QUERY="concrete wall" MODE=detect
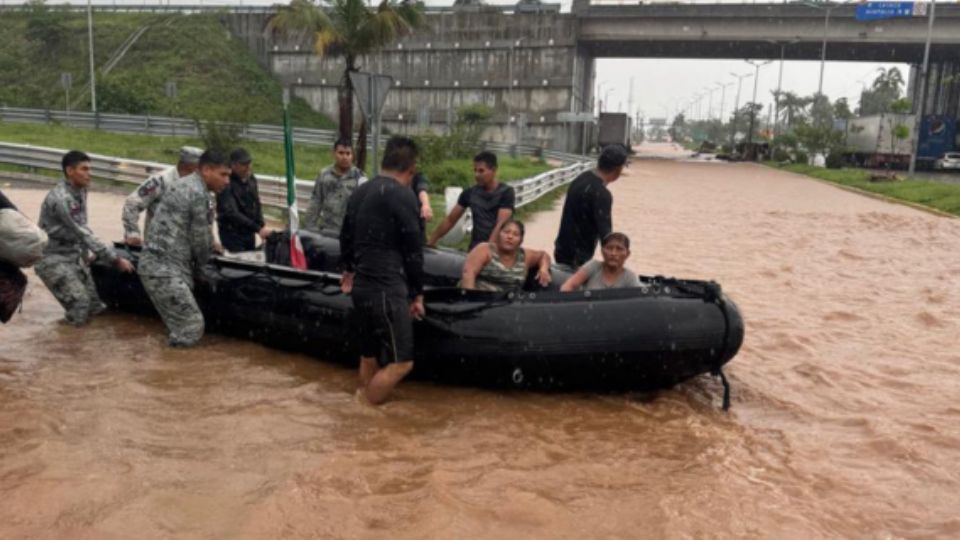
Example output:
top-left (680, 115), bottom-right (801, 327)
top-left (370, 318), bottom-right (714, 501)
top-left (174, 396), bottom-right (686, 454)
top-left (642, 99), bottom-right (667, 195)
top-left (227, 10), bottom-right (590, 151)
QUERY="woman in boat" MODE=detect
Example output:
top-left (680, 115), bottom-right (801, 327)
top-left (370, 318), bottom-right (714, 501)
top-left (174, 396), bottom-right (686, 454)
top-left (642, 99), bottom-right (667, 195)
top-left (461, 219), bottom-right (551, 291)
top-left (560, 232), bottom-right (640, 291)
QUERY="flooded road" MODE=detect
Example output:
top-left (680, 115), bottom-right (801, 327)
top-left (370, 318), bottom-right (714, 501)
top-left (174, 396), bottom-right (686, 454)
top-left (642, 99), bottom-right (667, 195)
top-left (3, 148), bottom-right (960, 538)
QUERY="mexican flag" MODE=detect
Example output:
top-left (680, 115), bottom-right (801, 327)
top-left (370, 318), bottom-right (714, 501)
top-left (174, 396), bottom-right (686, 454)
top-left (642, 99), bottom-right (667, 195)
top-left (283, 98), bottom-right (307, 270)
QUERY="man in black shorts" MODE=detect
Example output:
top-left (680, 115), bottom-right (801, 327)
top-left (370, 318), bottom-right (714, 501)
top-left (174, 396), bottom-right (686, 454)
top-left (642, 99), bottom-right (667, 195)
top-left (339, 136), bottom-right (425, 405)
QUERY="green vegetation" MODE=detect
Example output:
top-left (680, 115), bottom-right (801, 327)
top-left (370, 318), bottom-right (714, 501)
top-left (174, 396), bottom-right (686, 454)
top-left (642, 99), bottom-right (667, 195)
top-left (0, 7), bottom-right (332, 128)
top-left (0, 121), bottom-right (550, 182)
top-left (770, 163), bottom-right (960, 217)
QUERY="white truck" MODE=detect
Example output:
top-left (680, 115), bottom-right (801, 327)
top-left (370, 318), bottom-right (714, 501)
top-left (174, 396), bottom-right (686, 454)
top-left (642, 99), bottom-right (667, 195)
top-left (843, 113), bottom-right (916, 169)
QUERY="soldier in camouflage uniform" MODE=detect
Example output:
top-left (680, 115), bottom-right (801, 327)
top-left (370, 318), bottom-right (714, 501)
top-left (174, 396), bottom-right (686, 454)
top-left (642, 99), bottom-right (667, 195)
top-left (122, 146), bottom-right (202, 245)
top-left (35, 151), bottom-right (135, 325)
top-left (304, 138), bottom-right (367, 235)
top-left (138, 150), bottom-right (230, 347)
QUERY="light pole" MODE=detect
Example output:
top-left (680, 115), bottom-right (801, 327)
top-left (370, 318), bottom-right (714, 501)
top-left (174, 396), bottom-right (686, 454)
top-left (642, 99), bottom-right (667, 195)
top-left (729, 72), bottom-right (753, 147)
top-left (716, 81), bottom-right (732, 130)
top-left (86, 0), bottom-right (96, 113)
top-left (802, 1), bottom-right (837, 96)
top-left (595, 81), bottom-right (610, 115)
top-left (909, 0), bottom-right (936, 175)
top-left (745, 60), bottom-right (772, 144)
top-left (705, 86), bottom-right (717, 121)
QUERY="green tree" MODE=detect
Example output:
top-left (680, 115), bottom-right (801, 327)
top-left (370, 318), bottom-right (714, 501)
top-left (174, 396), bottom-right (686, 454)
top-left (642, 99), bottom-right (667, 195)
top-left (669, 113), bottom-right (687, 143)
top-left (268, 0), bottom-right (425, 169)
top-left (858, 67), bottom-right (905, 115)
top-left (833, 97), bottom-right (854, 120)
top-left (24, 0), bottom-right (68, 53)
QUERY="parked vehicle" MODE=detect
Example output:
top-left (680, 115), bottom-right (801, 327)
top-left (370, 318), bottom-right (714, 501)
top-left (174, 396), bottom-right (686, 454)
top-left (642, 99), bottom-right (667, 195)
top-left (844, 114), bottom-right (958, 170)
top-left (598, 112), bottom-right (631, 150)
top-left (844, 113), bottom-right (916, 169)
top-left (934, 152), bottom-right (960, 170)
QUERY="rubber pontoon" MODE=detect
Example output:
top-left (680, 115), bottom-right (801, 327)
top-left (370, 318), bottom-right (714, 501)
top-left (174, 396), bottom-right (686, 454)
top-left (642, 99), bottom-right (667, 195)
top-left (91, 231), bottom-right (744, 402)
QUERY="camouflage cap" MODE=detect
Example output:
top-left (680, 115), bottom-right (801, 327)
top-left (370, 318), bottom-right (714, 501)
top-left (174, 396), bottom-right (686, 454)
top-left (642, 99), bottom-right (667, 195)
top-left (178, 146), bottom-right (203, 165)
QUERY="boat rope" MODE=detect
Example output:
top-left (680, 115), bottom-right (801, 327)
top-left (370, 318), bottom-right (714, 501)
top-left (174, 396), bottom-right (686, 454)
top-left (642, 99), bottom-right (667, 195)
top-left (705, 280), bottom-right (733, 412)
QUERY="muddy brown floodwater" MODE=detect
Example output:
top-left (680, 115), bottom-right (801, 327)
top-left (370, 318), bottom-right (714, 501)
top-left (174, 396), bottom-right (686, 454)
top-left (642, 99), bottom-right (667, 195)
top-left (2, 146), bottom-right (960, 538)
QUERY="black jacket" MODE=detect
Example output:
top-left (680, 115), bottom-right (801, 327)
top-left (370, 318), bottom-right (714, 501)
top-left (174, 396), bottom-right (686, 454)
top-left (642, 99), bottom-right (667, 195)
top-left (216, 173), bottom-right (265, 236)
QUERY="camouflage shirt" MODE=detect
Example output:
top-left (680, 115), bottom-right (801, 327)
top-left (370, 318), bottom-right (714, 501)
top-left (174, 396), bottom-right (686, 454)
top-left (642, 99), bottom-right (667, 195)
top-left (304, 165), bottom-right (367, 234)
top-left (122, 166), bottom-right (180, 241)
top-left (37, 180), bottom-right (117, 264)
top-left (138, 172), bottom-right (214, 281)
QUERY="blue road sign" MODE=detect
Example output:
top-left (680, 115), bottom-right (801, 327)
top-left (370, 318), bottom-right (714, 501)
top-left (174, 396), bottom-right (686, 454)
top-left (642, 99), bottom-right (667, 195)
top-left (856, 2), bottom-right (927, 21)
top-left (855, 2), bottom-right (926, 22)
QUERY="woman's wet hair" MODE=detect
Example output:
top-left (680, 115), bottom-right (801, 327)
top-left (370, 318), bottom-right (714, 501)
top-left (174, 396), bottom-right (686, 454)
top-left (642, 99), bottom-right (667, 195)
top-left (501, 218), bottom-right (525, 241)
top-left (602, 232), bottom-right (630, 249)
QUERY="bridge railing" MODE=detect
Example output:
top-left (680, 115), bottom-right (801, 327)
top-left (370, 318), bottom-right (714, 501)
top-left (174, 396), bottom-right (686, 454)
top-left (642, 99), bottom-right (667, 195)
top-left (0, 106), bottom-right (586, 164)
top-left (0, 141), bottom-right (589, 215)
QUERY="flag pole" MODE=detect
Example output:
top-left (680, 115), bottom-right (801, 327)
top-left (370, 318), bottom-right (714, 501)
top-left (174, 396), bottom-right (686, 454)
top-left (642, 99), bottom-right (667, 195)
top-left (283, 88), bottom-right (307, 269)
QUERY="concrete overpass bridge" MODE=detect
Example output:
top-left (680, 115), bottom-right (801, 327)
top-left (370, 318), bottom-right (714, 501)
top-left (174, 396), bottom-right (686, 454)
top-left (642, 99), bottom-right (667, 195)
top-left (577, 1), bottom-right (960, 63)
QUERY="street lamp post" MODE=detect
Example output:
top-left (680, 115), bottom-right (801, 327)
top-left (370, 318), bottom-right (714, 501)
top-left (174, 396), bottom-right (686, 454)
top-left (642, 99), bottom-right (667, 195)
top-left (717, 82), bottom-right (732, 128)
top-left (909, 0), bottom-right (937, 175)
top-left (802, 1), bottom-right (837, 96)
top-left (705, 87), bottom-right (715, 121)
top-left (745, 60), bottom-right (772, 144)
top-left (817, 5), bottom-right (834, 96)
top-left (729, 72), bottom-right (753, 148)
top-left (86, 0), bottom-right (96, 113)
top-left (595, 81), bottom-right (610, 115)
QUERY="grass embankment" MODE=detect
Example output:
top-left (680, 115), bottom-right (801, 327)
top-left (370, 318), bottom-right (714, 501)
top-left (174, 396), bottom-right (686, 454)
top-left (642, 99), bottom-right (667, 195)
top-left (0, 122), bottom-right (555, 241)
top-left (771, 163), bottom-right (960, 218)
top-left (0, 11), bottom-right (332, 128)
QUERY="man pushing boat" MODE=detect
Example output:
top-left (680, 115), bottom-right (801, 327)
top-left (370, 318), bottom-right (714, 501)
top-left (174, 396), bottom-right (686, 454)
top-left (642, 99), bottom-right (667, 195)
top-left (339, 136), bottom-right (425, 405)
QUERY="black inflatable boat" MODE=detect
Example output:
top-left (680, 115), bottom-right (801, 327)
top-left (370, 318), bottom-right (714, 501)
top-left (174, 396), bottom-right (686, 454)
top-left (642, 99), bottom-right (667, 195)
top-left (92, 231), bottom-right (744, 402)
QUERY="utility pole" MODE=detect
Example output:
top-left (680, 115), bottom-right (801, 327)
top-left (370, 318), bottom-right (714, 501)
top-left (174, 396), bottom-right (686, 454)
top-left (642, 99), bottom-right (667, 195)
top-left (909, 0), bottom-right (936, 175)
top-left (745, 60), bottom-right (771, 144)
top-left (729, 72), bottom-right (753, 148)
top-left (87, 0), bottom-right (96, 113)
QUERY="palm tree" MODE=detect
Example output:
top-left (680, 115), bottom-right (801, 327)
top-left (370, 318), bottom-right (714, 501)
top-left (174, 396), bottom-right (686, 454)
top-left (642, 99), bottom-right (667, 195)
top-left (268, 0), bottom-right (425, 169)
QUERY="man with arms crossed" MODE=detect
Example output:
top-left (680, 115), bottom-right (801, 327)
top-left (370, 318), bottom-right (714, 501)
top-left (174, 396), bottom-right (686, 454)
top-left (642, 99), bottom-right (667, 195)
top-left (339, 137), bottom-right (425, 405)
top-left (427, 151), bottom-right (514, 249)
top-left (138, 150), bottom-right (230, 347)
top-left (305, 138), bottom-right (367, 234)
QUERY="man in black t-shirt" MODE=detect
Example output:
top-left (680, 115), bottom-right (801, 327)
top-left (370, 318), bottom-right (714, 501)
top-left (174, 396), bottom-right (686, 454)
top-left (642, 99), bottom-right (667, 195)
top-left (339, 136), bottom-right (424, 405)
top-left (554, 145), bottom-right (628, 269)
top-left (428, 151), bottom-right (515, 249)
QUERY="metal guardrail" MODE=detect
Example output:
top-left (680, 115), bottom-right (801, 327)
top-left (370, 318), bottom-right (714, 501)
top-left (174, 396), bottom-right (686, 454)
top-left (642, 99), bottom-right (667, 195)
top-left (0, 141), bottom-right (590, 215)
top-left (0, 106), bottom-right (587, 164)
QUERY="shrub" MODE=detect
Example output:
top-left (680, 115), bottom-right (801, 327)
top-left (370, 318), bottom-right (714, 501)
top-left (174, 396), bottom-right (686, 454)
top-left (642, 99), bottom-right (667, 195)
top-left (772, 148), bottom-right (791, 162)
top-left (197, 119), bottom-right (244, 154)
top-left (825, 151), bottom-right (845, 169)
top-left (794, 151), bottom-right (809, 165)
top-left (420, 161), bottom-right (472, 193)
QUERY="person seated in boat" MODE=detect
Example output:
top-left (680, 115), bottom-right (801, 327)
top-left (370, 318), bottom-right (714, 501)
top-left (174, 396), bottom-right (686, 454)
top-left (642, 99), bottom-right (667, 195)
top-left (460, 219), bottom-right (551, 292)
top-left (559, 232), bottom-right (640, 291)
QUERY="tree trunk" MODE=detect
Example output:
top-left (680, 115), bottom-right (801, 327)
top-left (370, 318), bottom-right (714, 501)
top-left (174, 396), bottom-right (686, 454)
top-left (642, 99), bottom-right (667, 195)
top-left (338, 61), bottom-right (356, 147)
top-left (356, 116), bottom-right (368, 173)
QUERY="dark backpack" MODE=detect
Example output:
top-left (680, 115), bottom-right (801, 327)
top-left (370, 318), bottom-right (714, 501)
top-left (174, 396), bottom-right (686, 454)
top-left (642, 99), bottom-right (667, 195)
top-left (0, 262), bottom-right (27, 323)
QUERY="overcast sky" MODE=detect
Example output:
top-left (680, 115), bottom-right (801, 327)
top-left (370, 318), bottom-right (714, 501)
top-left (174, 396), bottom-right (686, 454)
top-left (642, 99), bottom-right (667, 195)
top-left (16, 0), bottom-right (910, 121)
top-left (596, 58), bottom-right (910, 123)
